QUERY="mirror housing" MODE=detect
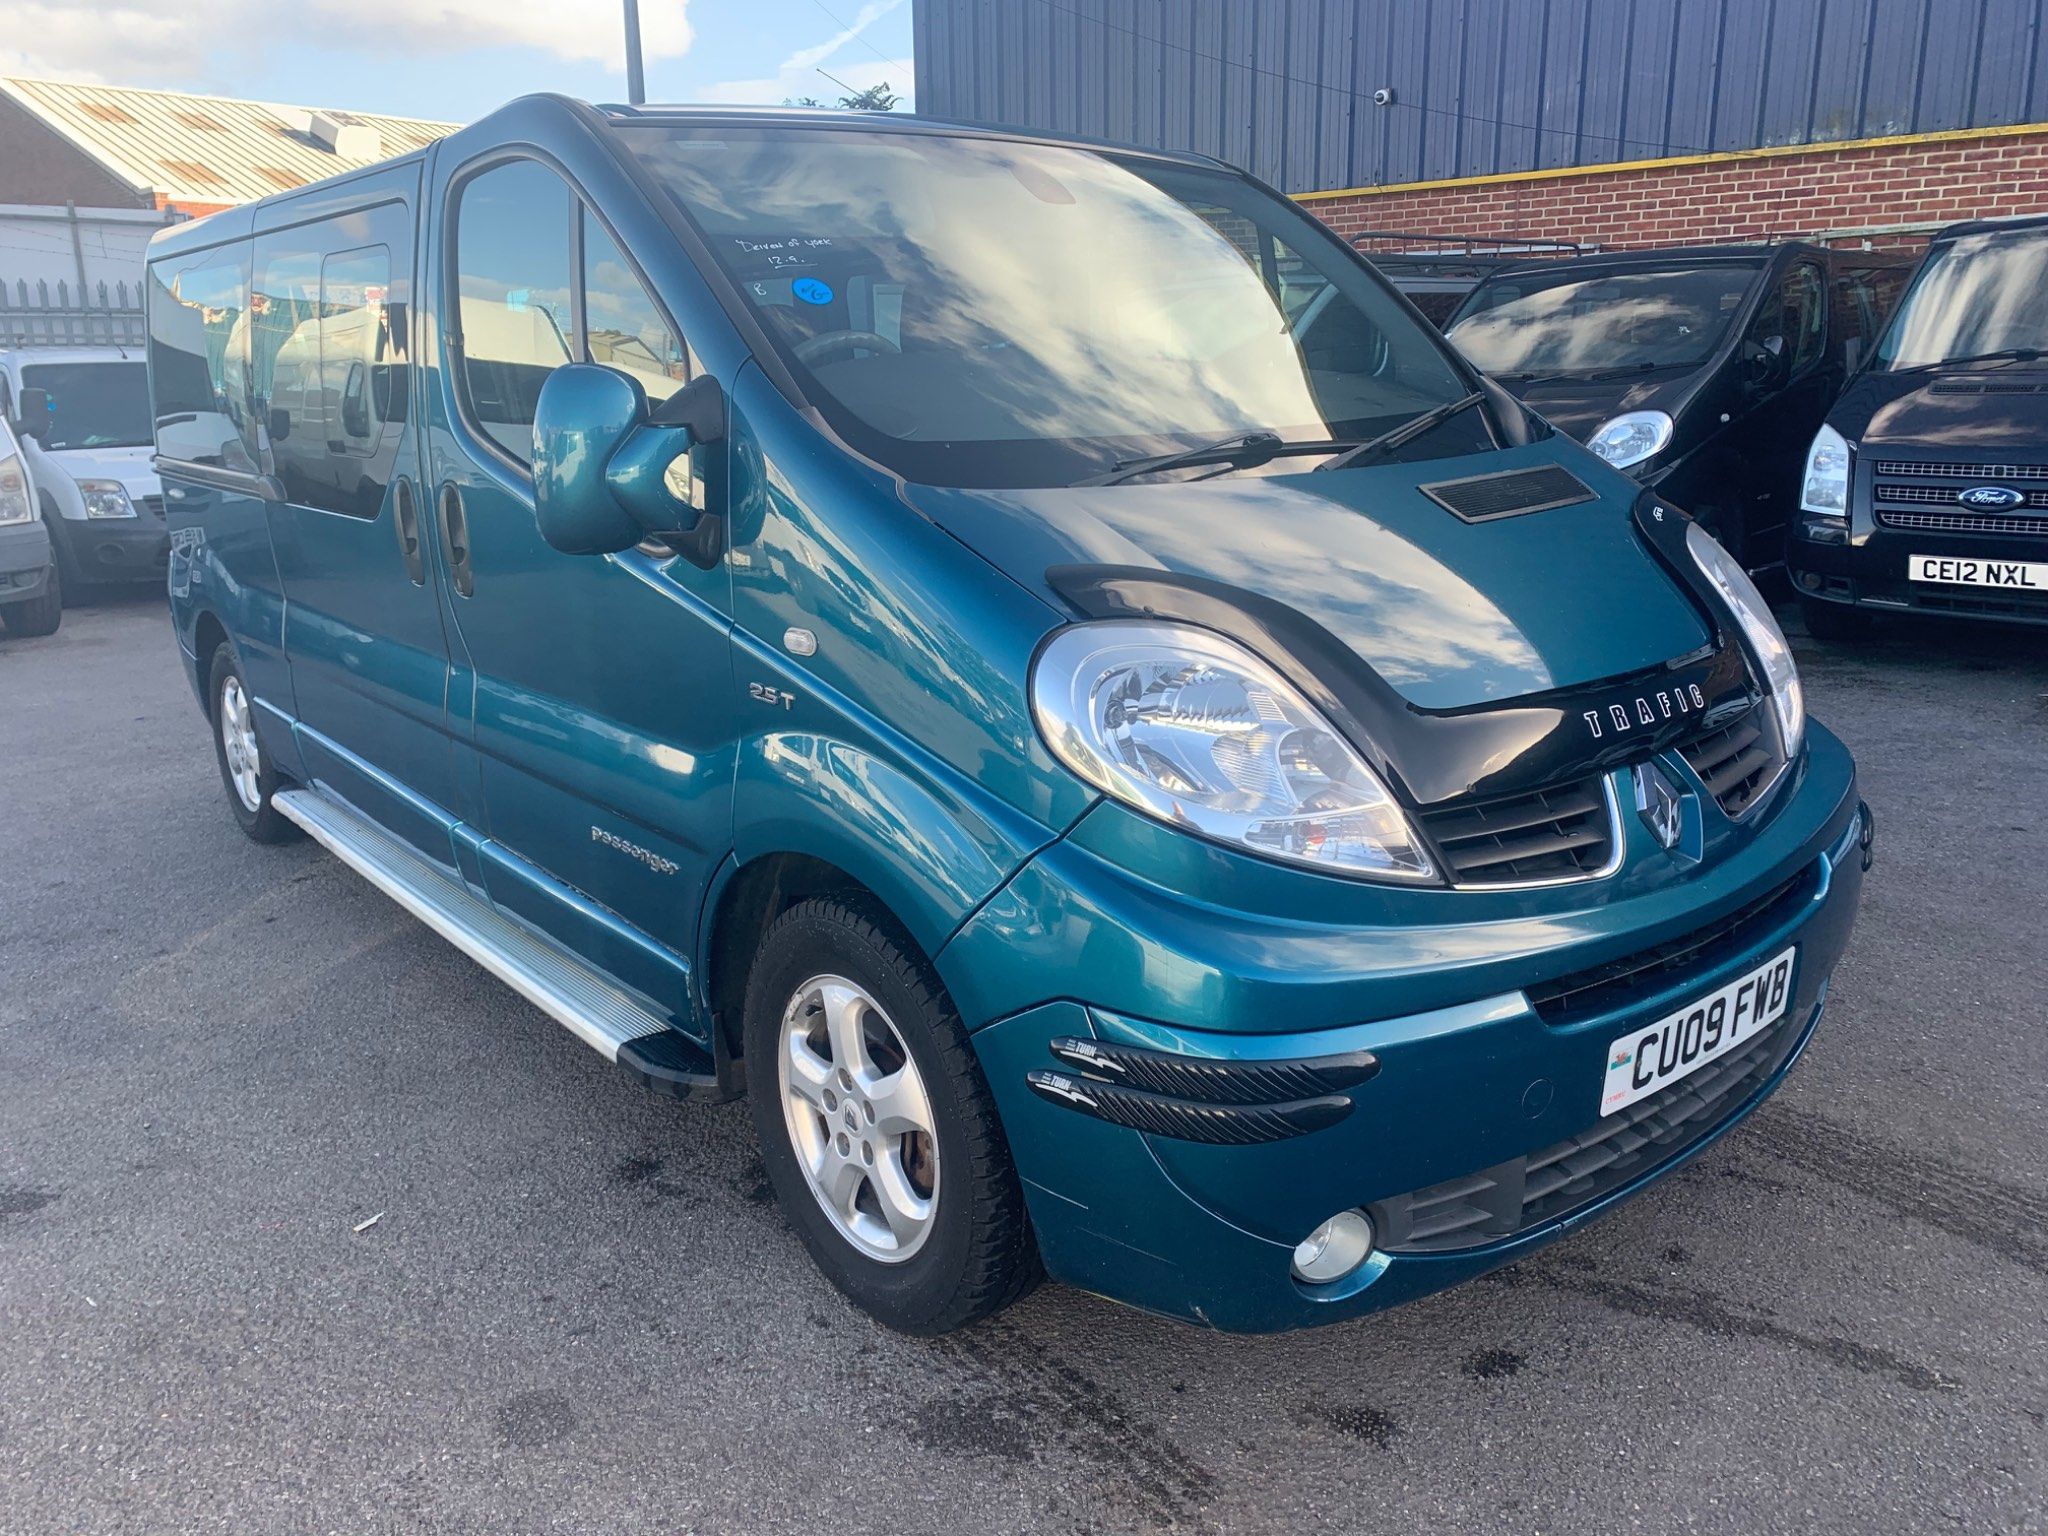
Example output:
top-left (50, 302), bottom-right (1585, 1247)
top-left (532, 364), bottom-right (722, 559)
top-left (14, 386), bottom-right (51, 438)
top-left (1740, 337), bottom-right (1788, 391)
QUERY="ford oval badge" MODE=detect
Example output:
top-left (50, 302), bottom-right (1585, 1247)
top-left (1958, 485), bottom-right (2025, 509)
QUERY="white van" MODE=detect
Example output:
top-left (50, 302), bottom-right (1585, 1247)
top-left (0, 346), bottom-right (166, 598)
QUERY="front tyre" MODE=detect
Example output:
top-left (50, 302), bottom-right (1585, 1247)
top-left (744, 894), bottom-right (1037, 1334)
top-left (207, 643), bottom-right (299, 844)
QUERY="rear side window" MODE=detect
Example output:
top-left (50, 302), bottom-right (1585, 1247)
top-left (454, 160), bottom-right (575, 462)
top-left (249, 202), bottom-right (412, 518)
top-left (147, 246), bottom-right (254, 471)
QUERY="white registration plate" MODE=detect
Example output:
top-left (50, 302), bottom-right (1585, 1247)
top-left (1599, 947), bottom-right (1796, 1117)
top-left (1909, 553), bottom-right (2048, 591)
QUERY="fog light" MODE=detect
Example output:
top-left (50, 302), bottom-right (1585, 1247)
top-left (1291, 1210), bottom-right (1375, 1284)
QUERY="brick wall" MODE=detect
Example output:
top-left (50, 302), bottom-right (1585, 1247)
top-left (1304, 127), bottom-right (2048, 255)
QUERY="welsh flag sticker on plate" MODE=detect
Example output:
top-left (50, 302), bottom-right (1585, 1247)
top-left (1600, 947), bottom-right (1797, 1117)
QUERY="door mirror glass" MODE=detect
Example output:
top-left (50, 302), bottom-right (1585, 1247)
top-left (531, 363), bottom-right (695, 556)
top-left (1741, 337), bottom-right (1787, 390)
top-left (15, 387), bottom-right (51, 438)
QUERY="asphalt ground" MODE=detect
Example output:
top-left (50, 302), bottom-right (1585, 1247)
top-left (2, 588), bottom-right (2044, 1535)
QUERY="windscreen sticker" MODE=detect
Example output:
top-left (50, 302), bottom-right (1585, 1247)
top-left (792, 277), bottom-right (835, 306)
top-left (736, 236), bottom-right (835, 270)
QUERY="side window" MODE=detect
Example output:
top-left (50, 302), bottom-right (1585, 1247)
top-left (147, 245), bottom-right (254, 471)
top-left (250, 210), bottom-right (410, 519)
top-left (454, 160), bottom-right (574, 462)
top-left (1751, 262), bottom-right (1825, 375)
top-left (581, 209), bottom-right (687, 403)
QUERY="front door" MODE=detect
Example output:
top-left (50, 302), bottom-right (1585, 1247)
top-left (249, 168), bottom-right (459, 855)
top-left (423, 154), bottom-right (736, 1018)
top-left (1732, 259), bottom-right (1831, 559)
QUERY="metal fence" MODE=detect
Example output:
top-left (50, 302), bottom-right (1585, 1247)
top-left (0, 279), bottom-right (146, 348)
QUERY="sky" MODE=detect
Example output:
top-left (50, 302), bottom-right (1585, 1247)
top-left (0, 0), bottom-right (916, 124)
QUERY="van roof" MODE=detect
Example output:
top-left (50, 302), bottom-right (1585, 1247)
top-left (1478, 240), bottom-right (1912, 285)
top-left (144, 93), bottom-right (1244, 262)
top-left (1930, 211), bottom-right (2048, 242)
top-left (0, 345), bottom-right (143, 367)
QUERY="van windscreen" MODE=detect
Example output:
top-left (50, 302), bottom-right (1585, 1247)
top-left (19, 361), bottom-right (151, 451)
top-left (620, 125), bottom-right (1492, 487)
top-left (1875, 225), bottom-right (2048, 370)
top-left (1447, 264), bottom-right (1760, 378)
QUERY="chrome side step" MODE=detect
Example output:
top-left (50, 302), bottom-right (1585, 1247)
top-left (274, 787), bottom-right (672, 1062)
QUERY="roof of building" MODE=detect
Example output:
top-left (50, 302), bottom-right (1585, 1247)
top-left (0, 77), bottom-right (456, 209)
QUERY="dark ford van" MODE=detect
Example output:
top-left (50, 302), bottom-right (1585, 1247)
top-left (1790, 215), bottom-right (2048, 635)
top-left (1447, 245), bottom-right (1909, 566)
top-left (150, 98), bottom-right (1868, 1335)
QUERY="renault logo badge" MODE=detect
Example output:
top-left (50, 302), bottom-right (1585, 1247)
top-left (1634, 761), bottom-right (1686, 852)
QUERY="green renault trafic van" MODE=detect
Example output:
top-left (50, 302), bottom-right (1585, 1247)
top-left (150, 97), bottom-right (1868, 1334)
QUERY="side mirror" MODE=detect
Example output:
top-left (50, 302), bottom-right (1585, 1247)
top-left (14, 386), bottom-right (51, 439)
top-left (268, 406), bottom-right (291, 442)
top-left (1741, 337), bottom-right (1787, 390)
top-left (532, 364), bottom-right (725, 560)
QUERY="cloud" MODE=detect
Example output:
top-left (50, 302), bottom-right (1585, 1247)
top-left (698, 0), bottom-right (910, 105)
top-left (0, 0), bottom-right (692, 86)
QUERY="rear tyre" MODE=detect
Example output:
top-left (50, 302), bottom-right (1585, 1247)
top-left (0, 561), bottom-right (61, 637)
top-left (207, 643), bottom-right (299, 844)
top-left (1798, 595), bottom-right (1874, 643)
top-left (744, 893), bottom-right (1038, 1334)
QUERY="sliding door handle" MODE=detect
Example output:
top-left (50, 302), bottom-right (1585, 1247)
top-left (437, 482), bottom-right (474, 598)
top-left (392, 475), bottom-right (425, 586)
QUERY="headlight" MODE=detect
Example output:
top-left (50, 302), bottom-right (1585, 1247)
top-left (1587, 410), bottom-right (1673, 470)
top-left (1687, 521), bottom-right (1804, 762)
top-left (0, 454), bottom-right (29, 525)
top-left (78, 479), bottom-right (136, 518)
top-left (1031, 622), bottom-right (1435, 882)
top-left (1800, 424), bottom-right (1850, 516)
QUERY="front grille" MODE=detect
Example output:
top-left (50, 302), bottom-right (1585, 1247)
top-left (1875, 483), bottom-right (2048, 509)
top-left (1420, 465), bottom-right (1596, 523)
top-left (1872, 460), bottom-right (2048, 481)
top-left (1525, 865), bottom-right (1815, 1025)
top-left (1417, 776), bottom-right (1615, 886)
top-left (1370, 1005), bottom-right (1806, 1253)
top-left (1877, 508), bottom-right (2048, 538)
top-left (1676, 701), bottom-right (1784, 818)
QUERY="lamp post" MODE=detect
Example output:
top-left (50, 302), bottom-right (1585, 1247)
top-left (622, 0), bottom-right (647, 105)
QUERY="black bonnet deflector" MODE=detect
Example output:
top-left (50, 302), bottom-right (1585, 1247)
top-left (1420, 464), bottom-right (1597, 523)
top-left (1046, 542), bottom-right (1752, 809)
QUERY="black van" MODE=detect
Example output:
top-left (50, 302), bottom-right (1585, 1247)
top-left (1446, 244), bottom-right (1910, 566)
top-left (1788, 214), bottom-right (2048, 636)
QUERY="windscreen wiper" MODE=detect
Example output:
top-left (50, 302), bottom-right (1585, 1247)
top-left (1075, 430), bottom-right (1360, 486)
top-left (1314, 392), bottom-right (1488, 473)
top-left (1890, 347), bottom-right (2044, 375)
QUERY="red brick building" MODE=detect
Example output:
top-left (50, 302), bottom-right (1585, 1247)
top-left (1305, 123), bottom-right (2048, 257)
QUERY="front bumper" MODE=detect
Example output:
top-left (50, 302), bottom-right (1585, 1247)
top-left (48, 507), bottom-right (169, 585)
top-left (950, 728), bottom-right (1866, 1332)
top-left (1788, 503), bottom-right (2048, 628)
top-left (0, 519), bottom-right (53, 605)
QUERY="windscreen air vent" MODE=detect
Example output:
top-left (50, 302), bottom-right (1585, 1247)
top-left (1930, 380), bottom-right (2046, 395)
top-left (1421, 464), bottom-right (1597, 523)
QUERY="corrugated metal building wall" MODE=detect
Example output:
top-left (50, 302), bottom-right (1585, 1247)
top-left (913, 0), bottom-right (2048, 194)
